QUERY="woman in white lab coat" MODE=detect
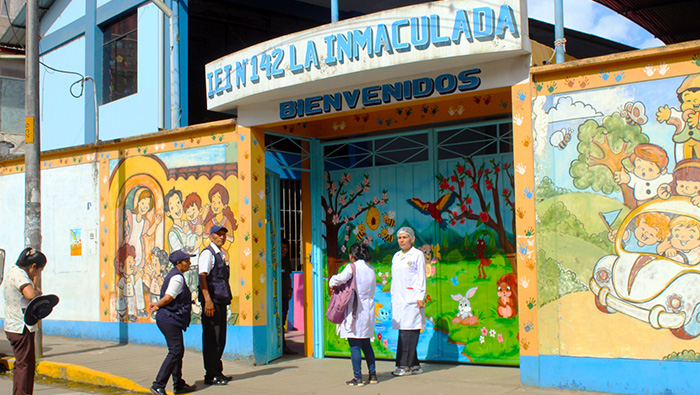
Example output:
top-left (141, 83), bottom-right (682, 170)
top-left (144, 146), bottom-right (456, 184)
top-left (390, 227), bottom-right (426, 376)
top-left (329, 243), bottom-right (377, 386)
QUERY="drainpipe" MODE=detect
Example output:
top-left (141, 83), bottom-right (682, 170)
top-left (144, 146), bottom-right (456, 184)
top-left (149, 0), bottom-right (180, 129)
top-left (170, 1), bottom-right (181, 128)
top-left (330, 0), bottom-right (338, 23)
top-left (554, 0), bottom-right (566, 64)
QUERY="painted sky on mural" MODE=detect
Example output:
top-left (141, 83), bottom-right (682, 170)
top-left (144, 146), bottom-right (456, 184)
top-left (533, 76), bottom-right (685, 202)
top-left (528, 0), bottom-right (665, 50)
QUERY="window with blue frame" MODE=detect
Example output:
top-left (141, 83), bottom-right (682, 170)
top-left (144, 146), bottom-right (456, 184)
top-left (102, 11), bottom-right (137, 104)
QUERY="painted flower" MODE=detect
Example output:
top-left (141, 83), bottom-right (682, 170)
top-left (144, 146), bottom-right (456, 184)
top-left (380, 200), bottom-right (386, 206)
top-left (497, 334), bottom-right (504, 343)
top-left (363, 177), bottom-right (370, 185)
top-left (341, 245), bottom-right (346, 253)
top-left (480, 212), bottom-right (490, 223)
top-left (346, 174), bottom-right (352, 182)
top-left (459, 180), bottom-right (465, 188)
top-left (356, 185), bottom-right (362, 192)
top-left (332, 214), bottom-right (340, 225)
top-left (327, 207), bottom-right (332, 214)
top-left (363, 186), bottom-right (370, 193)
top-left (481, 326), bottom-right (488, 336)
top-left (345, 235), bottom-right (349, 241)
top-left (358, 205), bottom-right (363, 212)
top-left (339, 195), bottom-right (346, 205)
top-left (479, 335), bottom-right (485, 344)
top-left (489, 329), bottom-right (496, 338)
top-left (466, 197), bottom-right (472, 205)
top-left (457, 165), bottom-right (464, 174)
top-left (373, 197), bottom-right (379, 204)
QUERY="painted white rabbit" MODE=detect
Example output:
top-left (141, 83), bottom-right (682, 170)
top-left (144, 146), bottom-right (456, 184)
top-left (451, 286), bottom-right (478, 320)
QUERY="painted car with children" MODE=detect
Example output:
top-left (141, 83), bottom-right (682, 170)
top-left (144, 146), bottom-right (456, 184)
top-left (590, 197), bottom-right (700, 339)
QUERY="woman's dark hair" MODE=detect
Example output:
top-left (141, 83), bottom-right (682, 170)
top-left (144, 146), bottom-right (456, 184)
top-left (16, 247), bottom-right (47, 269)
top-left (349, 243), bottom-right (370, 262)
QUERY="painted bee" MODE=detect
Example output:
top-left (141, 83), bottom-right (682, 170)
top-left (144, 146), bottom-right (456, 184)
top-left (379, 227), bottom-right (395, 243)
top-left (354, 223), bottom-right (367, 242)
top-left (383, 211), bottom-right (396, 227)
top-left (549, 127), bottom-right (573, 150)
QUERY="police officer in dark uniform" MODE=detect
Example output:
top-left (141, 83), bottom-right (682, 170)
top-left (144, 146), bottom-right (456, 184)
top-left (198, 225), bottom-right (233, 385)
top-left (148, 249), bottom-right (197, 395)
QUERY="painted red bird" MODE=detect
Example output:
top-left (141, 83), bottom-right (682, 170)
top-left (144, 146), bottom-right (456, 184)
top-left (406, 193), bottom-right (456, 229)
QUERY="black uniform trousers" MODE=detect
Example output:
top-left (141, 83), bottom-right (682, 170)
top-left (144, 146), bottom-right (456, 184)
top-left (395, 329), bottom-right (420, 368)
top-left (202, 302), bottom-right (228, 379)
top-left (153, 320), bottom-right (185, 390)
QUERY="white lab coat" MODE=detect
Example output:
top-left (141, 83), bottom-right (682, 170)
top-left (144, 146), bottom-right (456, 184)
top-left (391, 246), bottom-right (427, 330)
top-left (329, 259), bottom-right (376, 339)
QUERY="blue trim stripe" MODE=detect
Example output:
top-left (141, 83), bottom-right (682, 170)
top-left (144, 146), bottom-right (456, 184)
top-left (23, 320), bottom-right (261, 360)
top-left (522, 355), bottom-right (700, 395)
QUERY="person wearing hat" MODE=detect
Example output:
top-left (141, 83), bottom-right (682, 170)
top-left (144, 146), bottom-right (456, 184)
top-left (657, 73), bottom-right (700, 162)
top-left (148, 249), bottom-right (197, 395)
top-left (198, 225), bottom-right (233, 385)
top-left (3, 248), bottom-right (47, 395)
top-left (390, 226), bottom-right (427, 377)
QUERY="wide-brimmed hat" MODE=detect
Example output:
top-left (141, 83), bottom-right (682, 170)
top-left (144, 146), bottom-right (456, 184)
top-left (24, 294), bottom-right (59, 326)
top-left (168, 249), bottom-right (195, 264)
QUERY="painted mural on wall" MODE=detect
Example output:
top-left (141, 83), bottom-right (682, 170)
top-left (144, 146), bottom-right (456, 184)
top-left (532, 65), bottom-right (700, 360)
top-left (101, 143), bottom-right (240, 325)
top-left (322, 151), bottom-right (519, 365)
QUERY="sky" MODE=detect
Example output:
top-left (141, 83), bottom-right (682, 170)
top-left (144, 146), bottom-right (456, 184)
top-left (527, 0), bottom-right (665, 49)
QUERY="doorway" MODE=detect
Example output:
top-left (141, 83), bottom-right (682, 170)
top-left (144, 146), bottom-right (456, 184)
top-left (265, 133), bottom-right (311, 357)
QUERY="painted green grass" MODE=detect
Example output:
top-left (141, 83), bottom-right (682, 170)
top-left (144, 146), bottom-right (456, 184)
top-left (537, 231), bottom-right (609, 284)
top-left (537, 192), bottom-right (629, 235)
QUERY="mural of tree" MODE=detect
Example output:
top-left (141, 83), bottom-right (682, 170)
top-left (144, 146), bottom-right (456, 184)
top-left (321, 172), bottom-right (388, 274)
top-left (569, 114), bottom-right (649, 209)
top-left (437, 157), bottom-right (516, 272)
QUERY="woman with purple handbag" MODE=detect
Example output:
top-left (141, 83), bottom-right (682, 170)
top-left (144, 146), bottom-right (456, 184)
top-left (329, 243), bottom-right (377, 387)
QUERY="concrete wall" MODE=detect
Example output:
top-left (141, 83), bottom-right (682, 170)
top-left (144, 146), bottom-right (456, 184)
top-left (513, 41), bottom-right (700, 395)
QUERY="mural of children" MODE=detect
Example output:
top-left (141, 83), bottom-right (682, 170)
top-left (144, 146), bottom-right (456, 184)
top-left (164, 188), bottom-right (201, 309)
top-left (613, 143), bottom-right (672, 205)
top-left (146, 247), bottom-right (170, 306)
top-left (609, 212), bottom-right (671, 254)
top-left (658, 159), bottom-right (700, 206)
top-left (663, 215), bottom-right (700, 265)
top-left (184, 192), bottom-right (209, 239)
top-left (124, 188), bottom-right (163, 270)
top-left (164, 188), bottom-right (198, 255)
top-left (656, 74), bottom-right (700, 161)
top-left (114, 244), bottom-right (147, 321)
top-left (203, 183), bottom-right (238, 243)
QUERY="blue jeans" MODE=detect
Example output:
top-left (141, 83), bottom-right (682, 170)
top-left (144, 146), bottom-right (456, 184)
top-left (348, 338), bottom-right (376, 380)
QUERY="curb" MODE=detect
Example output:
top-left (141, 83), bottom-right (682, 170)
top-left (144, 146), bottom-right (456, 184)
top-left (1, 356), bottom-right (151, 394)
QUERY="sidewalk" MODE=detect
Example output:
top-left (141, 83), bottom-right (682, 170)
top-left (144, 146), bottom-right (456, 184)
top-left (0, 333), bottom-right (612, 395)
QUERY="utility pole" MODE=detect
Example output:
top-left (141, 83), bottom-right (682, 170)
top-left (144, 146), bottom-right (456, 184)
top-left (25, 0), bottom-right (43, 359)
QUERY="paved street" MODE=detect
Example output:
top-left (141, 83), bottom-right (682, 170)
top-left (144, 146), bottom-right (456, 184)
top-left (0, 333), bottom-right (614, 395)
